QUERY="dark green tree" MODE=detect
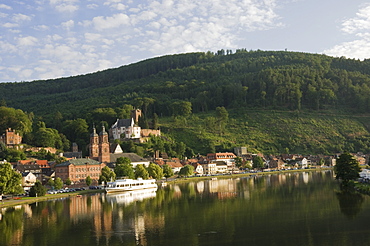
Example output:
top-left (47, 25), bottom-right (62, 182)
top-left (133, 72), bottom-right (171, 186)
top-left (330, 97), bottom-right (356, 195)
top-left (47, 178), bottom-right (54, 188)
top-left (65, 178), bottom-right (72, 186)
top-left (162, 164), bottom-right (174, 179)
top-left (0, 106), bottom-right (32, 136)
top-left (171, 101), bottom-right (192, 117)
top-left (99, 166), bottom-right (116, 184)
top-left (116, 157), bottom-right (131, 165)
top-left (215, 106), bottom-right (228, 135)
top-left (0, 162), bottom-right (23, 195)
top-left (135, 164), bottom-right (149, 179)
top-left (178, 164), bottom-right (194, 177)
top-left (234, 156), bottom-right (243, 168)
top-left (115, 163), bottom-right (135, 179)
top-left (252, 155), bottom-right (265, 170)
top-left (86, 176), bottom-right (92, 186)
top-left (147, 163), bottom-right (163, 180)
top-left (334, 152), bottom-right (361, 185)
top-left (152, 113), bottom-right (159, 130)
top-left (29, 180), bottom-right (46, 197)
top-left (54, 177), bottom-right (63, 190)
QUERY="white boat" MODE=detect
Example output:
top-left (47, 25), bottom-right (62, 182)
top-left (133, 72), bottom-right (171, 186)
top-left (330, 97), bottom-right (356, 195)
top-left (105, 178), bottom-right (157, 193)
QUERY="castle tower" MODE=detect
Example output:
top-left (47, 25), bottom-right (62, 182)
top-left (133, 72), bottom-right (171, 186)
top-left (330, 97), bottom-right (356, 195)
top-left (89, 126), bottom-right (99, 160)
top-left (131, 109), bottom-right (142, 124)
top-left (98, 125), bottom-right (110, 163)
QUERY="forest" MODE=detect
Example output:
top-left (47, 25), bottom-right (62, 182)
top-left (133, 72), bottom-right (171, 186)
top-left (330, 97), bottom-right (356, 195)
top-left (2, 50), bottom-right (370, 156)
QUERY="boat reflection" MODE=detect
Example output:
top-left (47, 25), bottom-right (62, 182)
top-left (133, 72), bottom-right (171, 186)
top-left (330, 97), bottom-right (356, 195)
top-left (105, 187), bottom-right (158, 205)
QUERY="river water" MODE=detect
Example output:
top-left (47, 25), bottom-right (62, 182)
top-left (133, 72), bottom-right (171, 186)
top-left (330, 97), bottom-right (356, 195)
top-left (1, 171), bottom-right (370, 246)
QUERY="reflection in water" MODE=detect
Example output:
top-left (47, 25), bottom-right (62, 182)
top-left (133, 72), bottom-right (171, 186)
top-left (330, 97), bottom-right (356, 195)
top-left (2, 171), bottom-right (370, 246)
top-left (336, 190), bottom-right (365, 219)
top-left (105, 188), bottom-right (157, 205)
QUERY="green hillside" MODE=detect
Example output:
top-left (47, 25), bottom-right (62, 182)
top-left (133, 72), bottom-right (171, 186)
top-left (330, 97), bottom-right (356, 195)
top-left (160, 109), bottom-right (370, 155)
top-left (2, 50), bottom-right (370, 155)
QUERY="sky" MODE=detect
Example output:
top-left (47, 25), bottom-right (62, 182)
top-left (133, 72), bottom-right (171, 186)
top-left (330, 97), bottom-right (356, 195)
top-left (1, 0), bottom-right (370, 82)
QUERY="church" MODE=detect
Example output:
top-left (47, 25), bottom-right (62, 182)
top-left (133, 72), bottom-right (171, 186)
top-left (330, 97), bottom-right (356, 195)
top-left (89, 125), bottom-right (110, 163)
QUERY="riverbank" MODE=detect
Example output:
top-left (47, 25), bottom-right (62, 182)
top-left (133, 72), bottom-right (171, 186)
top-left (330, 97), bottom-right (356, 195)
top-left (0, 189), bottom-right (105, 209)
top-left (1, 168), bottom-right (331, 209)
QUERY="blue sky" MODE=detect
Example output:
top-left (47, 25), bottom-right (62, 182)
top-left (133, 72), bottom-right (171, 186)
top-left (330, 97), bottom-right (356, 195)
top-left (1, 0), bottom-right (370, 82)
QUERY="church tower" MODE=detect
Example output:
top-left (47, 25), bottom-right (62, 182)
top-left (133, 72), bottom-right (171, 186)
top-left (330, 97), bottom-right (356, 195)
top-left (98, 125), bottom-right (110, 163)
top-left (89, 126), bottom-right (99, 160)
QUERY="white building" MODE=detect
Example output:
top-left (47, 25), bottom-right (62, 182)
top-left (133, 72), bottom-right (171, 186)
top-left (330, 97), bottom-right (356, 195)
top-left (110, 118), bottom-right (141, 140)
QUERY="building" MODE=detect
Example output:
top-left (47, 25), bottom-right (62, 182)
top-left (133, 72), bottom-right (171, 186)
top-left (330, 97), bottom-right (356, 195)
top-left (110, 109), bottom-right (160, 142)
top-left (89, 125), bottom-right (110, 163)
top-left (14, 160), bottom-right (42, 181)
top-left (109, 152), bottom-right (151, 168)
top-left (202, 163), bottom-right (217, 175)
top-left (207, 152), bottom-right (237, 171)
top-left (55, 158), bottom-right (106, 183)
top-left (234, 147), bottom-right (248, 157)
top-left (110, 118), bottom-right (141, 140)
top-left (0, 128), bottom-right (22, 148)
top-left (21, 172), bottom-right (37, 191)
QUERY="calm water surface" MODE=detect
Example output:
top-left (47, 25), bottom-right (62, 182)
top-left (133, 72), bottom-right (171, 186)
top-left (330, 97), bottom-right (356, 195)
top-left (1, 171), bottom-right (370, 246)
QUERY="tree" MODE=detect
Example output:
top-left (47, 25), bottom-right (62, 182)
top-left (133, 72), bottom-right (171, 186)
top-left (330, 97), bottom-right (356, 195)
top-left (135, 164), bottom-right (149, 179)
top-left (162, 164), bottom-right (174, 179)
top-left (99, 166), bottom-right (116, 184)
top-left (215, 106), bottom-right (228, 135)
top-left (54, 177), bottom-right (63, 190)
top-left (178, 164), bottom-right (194, 177)
top-left (115, 163), bottom-right (135, 179)
top-left (171, 101), bottom-right (192, 117)
top-left (147, 163), bottom-right (164, 180)
top-left (116, 157), bottom-right (131, 165)
top-left (86, 176), bottom-right (92, 186)
top-left (234, 156), bottom-right (243, 168)
top-left (0, 162), bottom-right (23, 195)
top-left (252, 155), bottom-right (264, 170)
top-left (29, 180), bottom-right (46, 197)
top-left (152, 113), bottom-right (159, 130)
top-left (0, 106), bottom-right (32, 136)
top-left (334, 153), bottom-right (361, 185)
top-left (65, 178), bottom-right (72, 186)
top-left (47, 178), bottom-right (54, 188)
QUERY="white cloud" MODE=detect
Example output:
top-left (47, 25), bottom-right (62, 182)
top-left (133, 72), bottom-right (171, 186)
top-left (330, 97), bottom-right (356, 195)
top-left (17, 36), bottom-right (39, 46)
top-left (12, 13), bottom-right (32, 23)
top-left (33, 25), bottom-right (50, 31)
top-left (325, 4), bottom-right (370, 59)
top-left (87, 4), bottom-right (98, 9)
top-left (91, 13), bottom-right (130, 30)
top-left (2, 22), bottom-right (19, 28)
top-left (55, 4), bottom-right (79, 13)
top-left (85, 32), bottom-right (102, 42)
top-left (61, 20), bottom-right (74, 30)
top-left (0, 4), bottom-right (12, 10)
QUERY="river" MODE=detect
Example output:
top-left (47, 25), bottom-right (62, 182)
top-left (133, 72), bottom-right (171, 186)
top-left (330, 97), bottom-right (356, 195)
top-left (1, 171), bottom-right (370, 246)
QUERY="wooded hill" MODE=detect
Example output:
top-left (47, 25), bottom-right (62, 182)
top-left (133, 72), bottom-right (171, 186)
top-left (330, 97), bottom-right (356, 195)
top-left (2, 50), bottom-right (370, 155)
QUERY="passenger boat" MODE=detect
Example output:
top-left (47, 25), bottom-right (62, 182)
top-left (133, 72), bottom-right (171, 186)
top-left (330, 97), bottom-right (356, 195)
top-left (105, 178), bottom-right (157, 193)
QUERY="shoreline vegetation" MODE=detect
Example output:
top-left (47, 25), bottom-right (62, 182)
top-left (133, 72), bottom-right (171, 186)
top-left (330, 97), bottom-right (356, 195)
top-left (1, 168), bottom-right (332, 209)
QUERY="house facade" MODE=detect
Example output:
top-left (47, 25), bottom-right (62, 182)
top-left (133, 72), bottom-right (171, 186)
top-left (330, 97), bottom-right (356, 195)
top-left (21, 172), bottom-right (37, 191)
top-left (202, 163), bottom-right (217, 175)
top-left (55, 158), bottom-right (106, 183)
top-left (110, 118), bottom-right (141, 140)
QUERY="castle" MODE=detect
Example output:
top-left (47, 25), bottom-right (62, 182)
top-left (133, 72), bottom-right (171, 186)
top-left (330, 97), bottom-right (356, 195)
top-left (0, 128), bottom-right (22, 148)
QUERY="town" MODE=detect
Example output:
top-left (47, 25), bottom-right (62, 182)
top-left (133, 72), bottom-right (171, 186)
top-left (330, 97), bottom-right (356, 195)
top-left (1, 108), bottom-right (368, 197)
